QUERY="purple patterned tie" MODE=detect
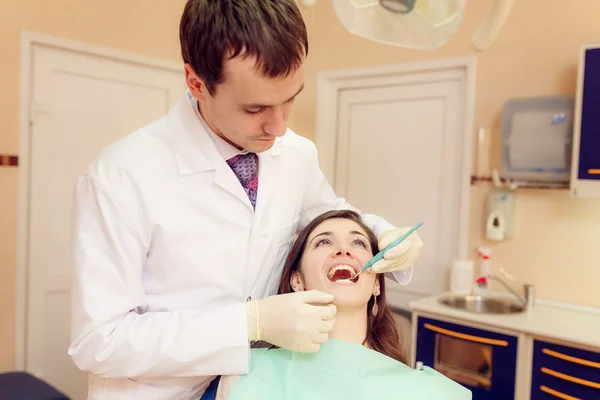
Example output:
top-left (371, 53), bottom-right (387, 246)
top-left (226, 153), bottom-right (259, 209)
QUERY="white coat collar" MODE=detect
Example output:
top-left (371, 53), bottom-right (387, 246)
top-left (168, 95), bottom-right (282, 214)
top-left (186, 90), bottom-right (246, 161)
top-left (168, 96), bottom-right (281, 177)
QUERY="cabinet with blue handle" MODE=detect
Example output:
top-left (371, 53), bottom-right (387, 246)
top-left (415, 315), bottom-right (518, 400)
top-left (530, 339), bottom-right (600, 399)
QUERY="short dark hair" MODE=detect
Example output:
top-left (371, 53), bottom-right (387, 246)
top-left (179, 0), bottom-right (309, 94)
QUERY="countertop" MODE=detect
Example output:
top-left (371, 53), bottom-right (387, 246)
top-left (409, 292), bottom-right (600, 349)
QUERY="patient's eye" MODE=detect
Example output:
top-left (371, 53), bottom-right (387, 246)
top-left (353, 238), bottom-right (368, 248)
top-left (315, 238), bottom-right (332, 247)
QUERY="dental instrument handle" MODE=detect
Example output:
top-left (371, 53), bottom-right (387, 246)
top-left (352, 221), bottom-right (424, 278)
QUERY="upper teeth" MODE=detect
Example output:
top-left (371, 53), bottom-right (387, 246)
top-left (327, 265), bottom-right (355, 279)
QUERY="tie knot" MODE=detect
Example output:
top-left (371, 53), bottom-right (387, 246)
top-left (227, 153), bottom-right (258, 177)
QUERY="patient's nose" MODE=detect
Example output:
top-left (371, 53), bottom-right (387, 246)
top-left (333, 246), bottom-right (352, 258)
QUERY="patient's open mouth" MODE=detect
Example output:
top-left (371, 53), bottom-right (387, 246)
top-left (327, 265), bottom-right (359, 283)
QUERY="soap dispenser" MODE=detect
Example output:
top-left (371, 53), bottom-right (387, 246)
top-left (485, 189), bottom-right (516, 241)
top-left (486, 208), bottom-right (505, 241)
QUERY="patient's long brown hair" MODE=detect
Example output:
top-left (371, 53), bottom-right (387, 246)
top-left (278, 210), bottom-right (408, 364)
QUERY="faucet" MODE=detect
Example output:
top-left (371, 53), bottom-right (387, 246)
top-left (476, 274), bottom-right (535, 309)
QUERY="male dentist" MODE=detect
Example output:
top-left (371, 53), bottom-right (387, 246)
top-left (68, 0), bottom-right (423, 398)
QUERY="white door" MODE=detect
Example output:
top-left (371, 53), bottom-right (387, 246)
top-left (26, 43), bottom-right (183, 399)
top-left (332, 68), bottom-right (467, 307)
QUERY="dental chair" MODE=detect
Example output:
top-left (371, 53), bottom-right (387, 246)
top-left (0, 372), bottom-right (70, 400)
top-left (200, 376), bottom-right (220, 400)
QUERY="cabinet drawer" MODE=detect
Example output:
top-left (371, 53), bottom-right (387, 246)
top-left (416, 316), bottom-right (518, 400)
top-left (531, 339), bottom-right (600, 399)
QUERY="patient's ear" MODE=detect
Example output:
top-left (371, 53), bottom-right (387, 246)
top-left (290, 271), bottom-right (305, 292)
top-left (373, 278), bottom-right (381, 296)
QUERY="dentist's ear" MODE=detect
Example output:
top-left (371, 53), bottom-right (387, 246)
top-left (184, 64), bottom-right (209, 101)
top-left (290, 271), bottom-right (305, 292)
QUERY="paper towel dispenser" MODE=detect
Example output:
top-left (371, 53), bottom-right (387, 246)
top-left (500, 95), bottom-right (575, 183)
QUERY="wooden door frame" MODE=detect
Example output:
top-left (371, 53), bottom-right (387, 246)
top-left (16, 31), bottom-right (182, 371)
top-left (315, 56), bottom-right (477, 263)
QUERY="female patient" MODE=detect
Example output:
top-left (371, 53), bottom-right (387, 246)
top-left (216, 210), bottom-right (471, 399)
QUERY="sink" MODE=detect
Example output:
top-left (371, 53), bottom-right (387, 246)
top-left (438, 294), bottom-right (525, 314)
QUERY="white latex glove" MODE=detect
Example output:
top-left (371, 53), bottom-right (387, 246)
top-left (369, 227), bottom-right (424, 273)
top-left (246, 290), bottom-right (336, 353)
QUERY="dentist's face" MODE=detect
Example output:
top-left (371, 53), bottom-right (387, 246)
top-left (185, 55), bottom-right (305, 153)
top-left (291, 218), bottom-right (380, 309)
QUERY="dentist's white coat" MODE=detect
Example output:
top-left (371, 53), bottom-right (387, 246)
top-left (68, 95), bottom-right (412, 399)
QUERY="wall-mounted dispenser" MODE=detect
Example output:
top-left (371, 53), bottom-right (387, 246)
top-left (485, 188), bottom-right (516, 241)
top-left (501, 95), bottom-right (575, 184)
